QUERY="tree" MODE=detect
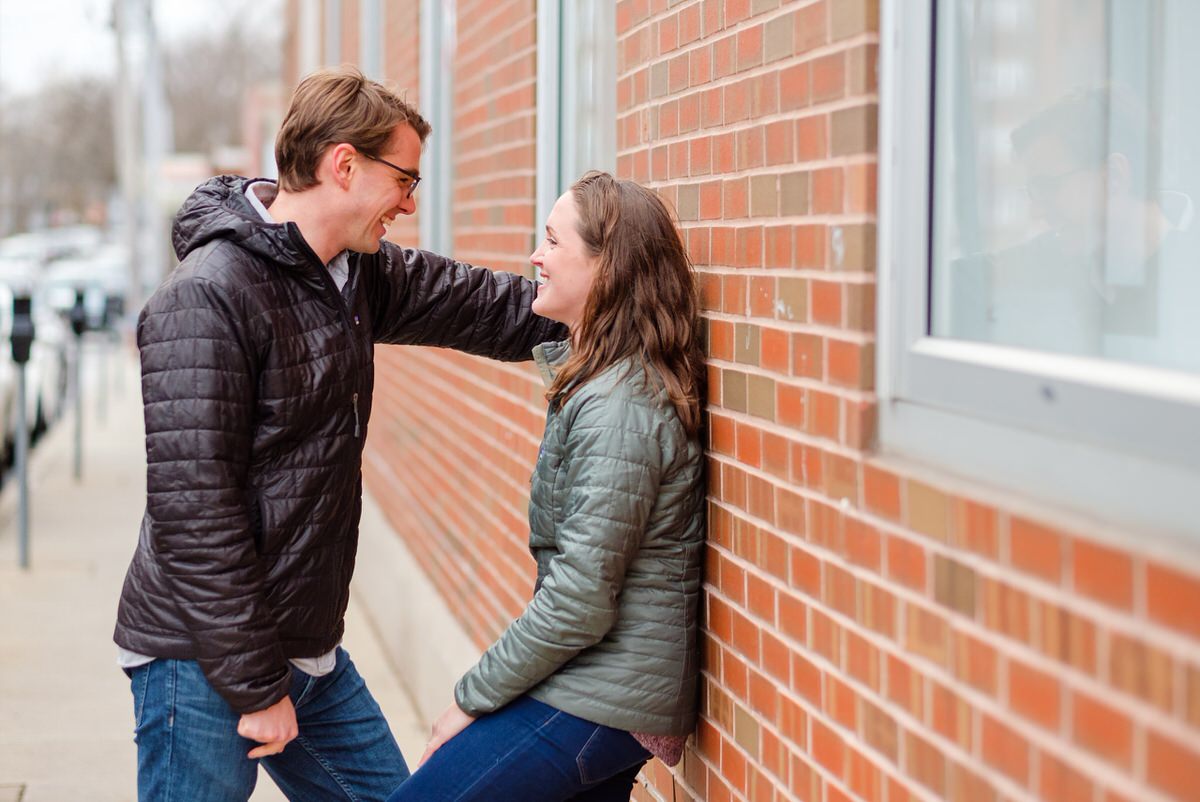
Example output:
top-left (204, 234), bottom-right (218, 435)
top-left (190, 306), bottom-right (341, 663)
top-left (162, 1), bottom-right (281, 155)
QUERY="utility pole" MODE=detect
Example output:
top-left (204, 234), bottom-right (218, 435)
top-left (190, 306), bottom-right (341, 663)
top-left (113, 0), bottom-right (171, 314)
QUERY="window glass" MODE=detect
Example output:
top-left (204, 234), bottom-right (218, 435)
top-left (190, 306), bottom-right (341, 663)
top-left (930, 0), bottom-right (1200, 375)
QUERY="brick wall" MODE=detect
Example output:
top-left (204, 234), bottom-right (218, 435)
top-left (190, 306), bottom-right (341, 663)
top-left (366, 0), bottom-right (545, 652)
top-left (287, 2), bottom-right (1200, 801)
top-left (381, 0), bottom-right (421, 247)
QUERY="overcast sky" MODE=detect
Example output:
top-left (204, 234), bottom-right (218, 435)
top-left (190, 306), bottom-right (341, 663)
top-left (0, 0), bottom-right (279, 96)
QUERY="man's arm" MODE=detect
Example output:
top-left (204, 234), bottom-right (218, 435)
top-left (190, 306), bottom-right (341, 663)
top-left (139, 273), bottom-right (290, 714)
top-left (365, 245), bottom-right (567, 359)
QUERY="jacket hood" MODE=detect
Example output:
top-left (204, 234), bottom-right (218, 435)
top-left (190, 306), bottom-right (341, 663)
top-left (172, 176), bottom-right (313, 269)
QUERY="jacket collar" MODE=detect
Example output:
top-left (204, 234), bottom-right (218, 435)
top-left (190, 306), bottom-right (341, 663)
top-left (532, 340), bottom-right (571, 388)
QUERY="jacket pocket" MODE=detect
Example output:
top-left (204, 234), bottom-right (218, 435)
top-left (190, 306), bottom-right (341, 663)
top-left (247, 489), bottom-right (265, 554)
top-left (130, 663), bottom-right (152, 742)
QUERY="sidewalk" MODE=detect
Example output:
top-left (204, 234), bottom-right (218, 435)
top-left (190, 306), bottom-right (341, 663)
top-left (0, 341), bottom-right (427, 802)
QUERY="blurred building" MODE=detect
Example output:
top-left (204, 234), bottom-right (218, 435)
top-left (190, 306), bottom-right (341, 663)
top-left (283, 2), bottom-right (1200, 801)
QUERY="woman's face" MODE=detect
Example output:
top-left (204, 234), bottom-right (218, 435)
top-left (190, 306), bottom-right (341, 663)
top-left (529, 192), bottom-right (597, 330)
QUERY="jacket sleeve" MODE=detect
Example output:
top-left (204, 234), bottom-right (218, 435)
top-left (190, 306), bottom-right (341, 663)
top-left (139, 275), bottom-right (290, 713)
top-left (366, 244), bottom-right (567, 360)
top-left (454, 392), bottom-right (662, 716)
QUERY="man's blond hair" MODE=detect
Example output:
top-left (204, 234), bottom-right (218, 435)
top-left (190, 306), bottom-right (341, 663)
top-left (275, 66), bottom-right (431, 191)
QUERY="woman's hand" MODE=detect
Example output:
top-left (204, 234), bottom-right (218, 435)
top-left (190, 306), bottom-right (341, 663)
top-left (417, 702), bottom-right (476, 768)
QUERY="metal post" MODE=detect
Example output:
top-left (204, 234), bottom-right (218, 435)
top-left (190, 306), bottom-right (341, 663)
top-left (97, 335), bottom-right (108, 424)
top-left (15, 364), bottom-right (29, 568)
top-left (70, 290), bottom-right (87, 481)
top-left (11, 292), bottom-right (35, 566)
top-left (73, 339), bottom-right (83, 482)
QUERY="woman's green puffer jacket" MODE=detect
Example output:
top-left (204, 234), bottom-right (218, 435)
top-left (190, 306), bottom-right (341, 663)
top-left (454, 340), bottom-right (705, 735)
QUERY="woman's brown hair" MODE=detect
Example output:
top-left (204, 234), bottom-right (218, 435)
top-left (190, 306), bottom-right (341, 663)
top-left (547, 171), bottom-right (704, 435)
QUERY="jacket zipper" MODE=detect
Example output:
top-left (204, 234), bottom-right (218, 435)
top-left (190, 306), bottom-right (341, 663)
top-left (287, 224), bottom-right (363, 439)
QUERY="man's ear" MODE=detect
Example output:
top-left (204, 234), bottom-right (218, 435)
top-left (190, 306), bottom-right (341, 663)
top-left (324, 143), bottom-right (357, 190)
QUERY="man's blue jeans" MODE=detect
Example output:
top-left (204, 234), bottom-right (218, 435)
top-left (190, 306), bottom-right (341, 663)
top-left (128, 648), bottom-right (408, 801)
top-left (387, 695), bottom-right (651, 801)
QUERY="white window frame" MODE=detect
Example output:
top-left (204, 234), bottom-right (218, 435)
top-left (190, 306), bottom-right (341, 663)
top-left (324, 0), bottom-right (342, 65)
top-left (536, 0), bottom-right (617, 239)
top-left (359, 0), bottom-right (383, 79)
top-left (297, 0), bottom-right (321, 77)
top-left (419, 0), bottom-right (455, 254)
top-left (877, 0), bottom-right (1200, 540)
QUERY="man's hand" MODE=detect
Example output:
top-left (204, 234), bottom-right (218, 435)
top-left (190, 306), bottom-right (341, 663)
top-left (417, 703), bottom-right (476, 768)
top-left (238, 695), bottom-right (298, 759)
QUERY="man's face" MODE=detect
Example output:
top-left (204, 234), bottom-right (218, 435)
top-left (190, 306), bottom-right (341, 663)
top-left (1019, 133), bottom-right (1108, 254)
top-left (347, 124), bottom-right (421, 253)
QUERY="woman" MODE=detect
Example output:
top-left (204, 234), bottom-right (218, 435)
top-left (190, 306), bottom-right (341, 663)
top-left (388, 171), bottom-right (705, 801)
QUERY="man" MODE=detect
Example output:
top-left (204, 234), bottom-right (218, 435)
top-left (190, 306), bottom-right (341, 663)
top-left (951, 85), bottom-right (1198, 368)
top-left (113, 66), bottom-right (564, 801)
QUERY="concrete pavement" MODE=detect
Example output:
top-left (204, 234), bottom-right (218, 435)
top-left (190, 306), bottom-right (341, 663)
top-left (0, 340), bottom-right (428, 801)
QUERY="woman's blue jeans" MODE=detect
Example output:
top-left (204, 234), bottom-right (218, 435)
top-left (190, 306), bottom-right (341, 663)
top-left (128, 648), bottom-right (408, 801)
top-left (387, 696), bottom-right (651, 801)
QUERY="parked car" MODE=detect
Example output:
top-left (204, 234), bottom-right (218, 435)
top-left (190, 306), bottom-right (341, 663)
top-left (0, 269), bottom-right (71, 462)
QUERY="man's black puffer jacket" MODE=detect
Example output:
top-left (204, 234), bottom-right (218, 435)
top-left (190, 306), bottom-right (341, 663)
top-left (113, 176), bottom-right (563, 713)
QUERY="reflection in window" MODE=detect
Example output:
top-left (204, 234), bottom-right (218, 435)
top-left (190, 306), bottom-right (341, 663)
top-left (930, 0), bottom-right (1200, 375)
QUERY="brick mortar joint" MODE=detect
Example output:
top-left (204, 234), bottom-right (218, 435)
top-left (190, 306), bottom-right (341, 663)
top-left (703, 525), bottom-right (1200, 746)
top-left (703, 582), bottom-right (1175, 802)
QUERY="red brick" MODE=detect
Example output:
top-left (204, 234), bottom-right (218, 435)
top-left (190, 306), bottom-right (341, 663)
top-left (797, 114), bottom-right (828, 161)
top-left (930, 681), bottom-right (971, 749)
top-left (794, 223), bottom-right (824, 267)
top-left (981, 714), bottom-right (1029, 785)
top-left (811, 52), bottom-right (846, 102)
top-left (795, 0), bottom-right (827, 50)
top-left (886, 535), bottom-right (926, 591)
top-left (760, 326), bottom-right (789, 373)
top-left (776, 383), bottom-right (805, 428)
top-left (905, 731), bottom-right (946, 796)
top-left (1071, 692), bottom-right (1132, 767)
top-left (844, 518), bottom-right (880, 570)
top-left (792, 650), bottom-right (821, 704)
top-left (710, 413), bottom-right (735, 456)
top-left (778, 590), bottom-right (807, 644)
top-left (1009, 517), bottom-right (1065, 584)
top-left (811, 718), bottom-right (844, 776)
top-left (954, 631), bottom-right (998, 696)
top-left (1038, 751), bottom-right (1095, 802)
top-left (780, 62), bottom-right (810, 113)
top-left (1072, 539), bottom-right (1133, 608)
top-left (736, 23), bottom-right (763, 72)
top-left (886, 652), bottom-right (923, 717)
top-left (1146, 562), bottom-right (1200, 638)
top-left (1147, 730), bottom-right (1200, 802)
top-left (1008, 660), bottom-right (1061, 730)
top-left (810, 280), bottom-right (841, 326)
top-left (951, 498), bottom-right (999, 558)
top-left (811, 166), bottom-right (844, 214)
top-left (863, 465), bottom-right (900, 519)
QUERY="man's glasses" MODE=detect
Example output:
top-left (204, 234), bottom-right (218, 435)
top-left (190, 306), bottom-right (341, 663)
top-left (1025, 165), bottom-right (1091, 204)
top-left (362, 152), bottom-right (422, 198)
